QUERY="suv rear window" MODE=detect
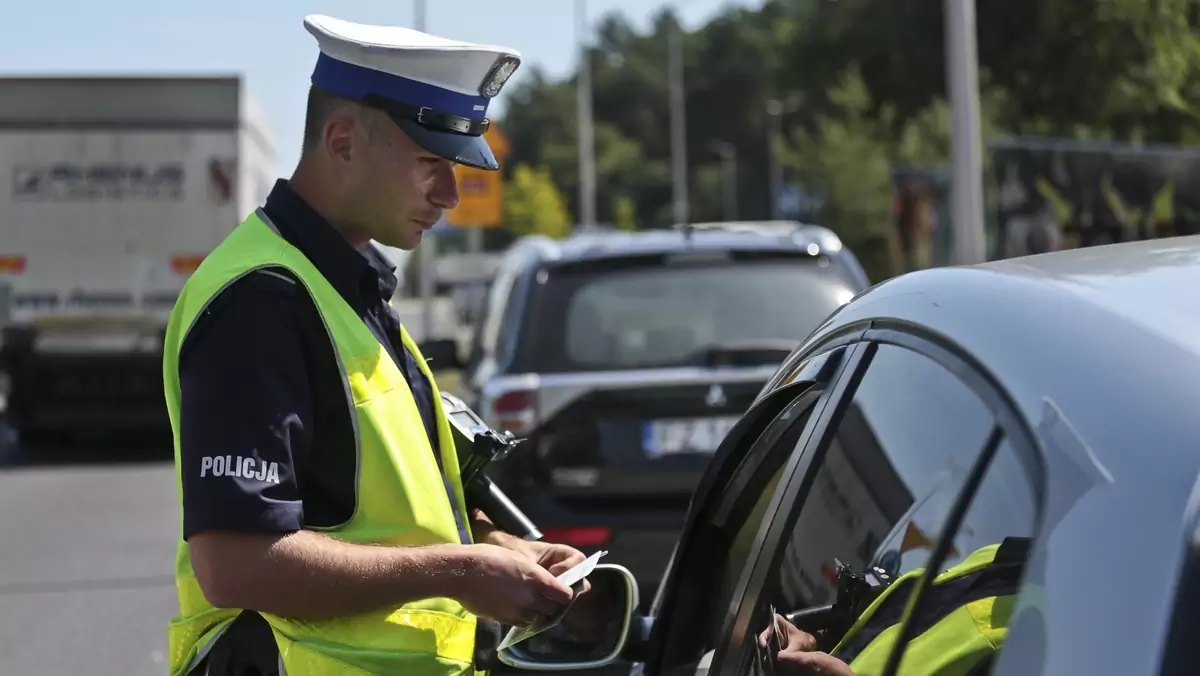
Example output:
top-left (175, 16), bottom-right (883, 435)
top-left (519, 254), bottom-right (857, 372)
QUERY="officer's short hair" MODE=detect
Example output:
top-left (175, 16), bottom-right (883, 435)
top-left (301, 85), bottom-right (363, 156)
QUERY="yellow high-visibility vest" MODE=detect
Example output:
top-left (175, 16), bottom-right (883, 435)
top-left (163, 209), bottom-right (478, 675)
top-left (834, 541), bottom-right (1023, 676)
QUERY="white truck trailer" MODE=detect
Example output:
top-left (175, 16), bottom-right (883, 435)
top-left (0, 76), bottom-right (275, 444)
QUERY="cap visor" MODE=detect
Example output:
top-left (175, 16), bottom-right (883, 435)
top-left (394, 118), bottom-right (499, 171)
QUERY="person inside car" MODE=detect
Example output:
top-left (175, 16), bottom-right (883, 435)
top-left (760, 538), bottom-right (1027, 676)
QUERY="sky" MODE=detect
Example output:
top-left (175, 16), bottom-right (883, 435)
top-left (2, 0), bottom-right (757, 176)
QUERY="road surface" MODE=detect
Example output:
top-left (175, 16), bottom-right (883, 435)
top-left (0, 428), bottom-right (178, 676)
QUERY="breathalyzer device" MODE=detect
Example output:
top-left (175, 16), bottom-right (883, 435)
top-left (439, 390), bottom-right (543, 542)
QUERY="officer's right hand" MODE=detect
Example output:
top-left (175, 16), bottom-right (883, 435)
top-left (458, 544), bottom-right (576, 627)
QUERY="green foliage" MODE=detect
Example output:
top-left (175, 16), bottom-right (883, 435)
top-left (502, 164), bottom-right (571, 239)
top-left (498, 0), bottom-right (1200, 277)
top-left (781, 67), bottom-right (898, 281)
top-left (781, 0), bottom-right (1200, 141)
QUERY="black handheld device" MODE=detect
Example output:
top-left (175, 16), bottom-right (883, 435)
top-left (784, 559), bottom-right (893, 652)
top-left (439, 390), bottom-right (543, 542)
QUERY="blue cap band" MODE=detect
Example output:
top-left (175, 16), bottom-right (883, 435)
top-left (311, 52), bottom-right (490, 121)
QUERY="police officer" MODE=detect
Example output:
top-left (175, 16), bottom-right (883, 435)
top-left (758, 539), bottom-right (1027, 676)
top-left (163, 14), bottom-right (586, 676)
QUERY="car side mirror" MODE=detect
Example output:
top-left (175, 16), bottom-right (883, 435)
top-left (419, 339), bottom-right (463, 371)
top-left (498, 563), bottom-right (639, 671)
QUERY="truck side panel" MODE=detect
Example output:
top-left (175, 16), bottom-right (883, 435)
top-left (0, 129), bottom-right (242, 323)
top-left (0, 127), bottom-right (244, 439)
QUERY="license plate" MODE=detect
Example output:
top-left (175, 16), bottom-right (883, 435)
top-left (643, 416), bottom-right (740, 459)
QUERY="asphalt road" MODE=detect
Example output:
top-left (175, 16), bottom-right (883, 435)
top-left (0, 426), bottom-right (178, 676)
top-left (0, 363), bottom-right (621, 675)
top-left (0, 428), bottom-right (626, 676)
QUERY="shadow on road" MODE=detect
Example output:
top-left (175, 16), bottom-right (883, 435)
top-left (0, 422), bottom-right (174, 468)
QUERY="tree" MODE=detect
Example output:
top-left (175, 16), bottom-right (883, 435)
top-left (502, 164), bottom-right (571, 239)
top-left (780, 65), bottom-right (1010, 280)
top-left (501, 5), bottom-right (792, 228)
top-left (782, 67), bottom-right (900, 282)
top-left (778, 0), bottom-right (1200, 143)
top-left (497, 0), bottom-right (1200, 265)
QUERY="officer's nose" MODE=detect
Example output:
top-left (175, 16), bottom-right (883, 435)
top-left (429, 163), bottom-right (460, 210)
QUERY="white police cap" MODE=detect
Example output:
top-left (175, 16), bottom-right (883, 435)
top-left (303, 14), bottom-right (522, 171)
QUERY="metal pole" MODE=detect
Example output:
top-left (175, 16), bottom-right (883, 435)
top-left (946, 0), bottom-right (986, 265)
top-left (415, 0), bottom-right (436, 341)
top-left (767, 100), bottom-right (782, 220)
top-left (576, 0), bottom-right (597, 231)
top-left (668, 20), bottom-right (689, 226)
top-left (725, 148), bottom-right (737, 221)
top-left (710, 141), bottom-right (737, 221)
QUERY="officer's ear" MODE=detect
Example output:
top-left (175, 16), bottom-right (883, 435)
top-left (326, 123), bottom-right (354, 163)
top-left (322, 109), bottom-right (362, 164)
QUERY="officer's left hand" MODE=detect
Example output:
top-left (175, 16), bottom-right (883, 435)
top-left (522, 542), bottom-right (592, 595)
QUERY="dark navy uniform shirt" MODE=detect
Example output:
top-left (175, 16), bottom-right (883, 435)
top-left (178, 179), bottom-right (468, 543)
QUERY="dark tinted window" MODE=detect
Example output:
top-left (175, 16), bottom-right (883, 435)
top-left (523, 256), bottom-right (856, 372)
top-left (710, 395), bottom-right (815, 630)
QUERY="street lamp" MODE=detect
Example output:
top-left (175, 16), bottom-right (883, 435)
top-left (576, 0), bottom-right (597, 231)
top-left (708, 139), bottom-right (737, 222)
top-left (945, 0), bottom-right (986, 264)
top-left (668, 19), bottom-right (688, 227)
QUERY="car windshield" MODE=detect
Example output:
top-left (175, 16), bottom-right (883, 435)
top-left (522, 256), bottom-right (857, 372)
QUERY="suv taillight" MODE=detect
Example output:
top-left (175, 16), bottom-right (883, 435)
top-left (492, 389), bottom-right (538, 436)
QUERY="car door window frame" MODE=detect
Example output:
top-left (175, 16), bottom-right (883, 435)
top-left (643, 341), bottom-right (870, 673)
top-left (1159, 471), bottom-right (1200, 676)
top-left (710, 325), bottom-right (1047, 675)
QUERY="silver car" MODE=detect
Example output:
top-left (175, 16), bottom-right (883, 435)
top-left (496, 235), bottom-right (1200, 675)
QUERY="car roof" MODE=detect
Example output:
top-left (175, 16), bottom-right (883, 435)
top-left (507, 221), bottom-right (849, 265)
top-left (785, 235), bottom-right (1200, 673)
top-left (801, 234), bottom-right (1200, 474)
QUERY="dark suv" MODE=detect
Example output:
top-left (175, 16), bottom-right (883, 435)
top-left (452, 222), bottom-right (869, 601)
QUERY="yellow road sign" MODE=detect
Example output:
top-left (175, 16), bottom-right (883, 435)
top-left (447, 124), bottom-right (511, 228)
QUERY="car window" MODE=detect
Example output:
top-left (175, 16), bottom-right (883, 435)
top-left (492, 269), bottom-right (530, 366)
top-left (710, 395), bottom-right (813, 620)
top-left (521, 256), bottom-right (857, 373)
top-left (878, 436), bottom-right (1038, 676)
top-left (462, 304), bottom-right (489, 379)
top-left (473, 257), bottom-right (524, 374)
top-left (655, 387), bottom-right (824, 674)
top-left (728, 343), bottom-right (1015, 675)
